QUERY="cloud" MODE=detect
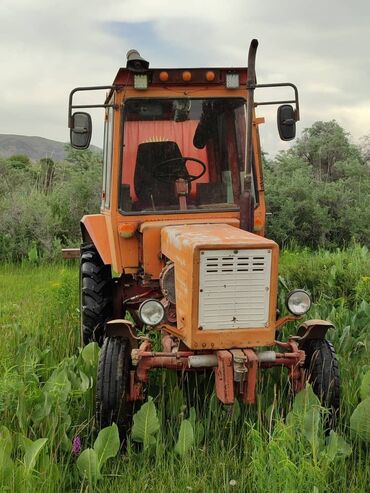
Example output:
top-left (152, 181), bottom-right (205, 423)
top-left (0, 0), bottom-right (369, 153)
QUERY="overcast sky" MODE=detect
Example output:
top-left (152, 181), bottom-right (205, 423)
top-left (1, 0), bottom-right (369, 156)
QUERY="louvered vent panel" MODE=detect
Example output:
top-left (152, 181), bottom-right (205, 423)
top-left (198, 249), bottom-right (271, 329)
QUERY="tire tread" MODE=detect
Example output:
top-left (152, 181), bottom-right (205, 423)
top-left (80, 243), bottom-right (112, 345)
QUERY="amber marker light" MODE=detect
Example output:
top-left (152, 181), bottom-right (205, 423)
top-left (206, 71), bottom-right (215, 81)
top-left (118, 223), bottom-right (138, 239)
top-left (159, 71), bottom-right (169, 82)
top-left (182, 71), bottom-right (192, 82)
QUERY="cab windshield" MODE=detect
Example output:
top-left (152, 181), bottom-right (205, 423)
top-left (120, 97), bottom-right (247, 213)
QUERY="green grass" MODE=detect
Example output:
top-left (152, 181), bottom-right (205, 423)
top-left (0, 248), bottom-right (369, 492)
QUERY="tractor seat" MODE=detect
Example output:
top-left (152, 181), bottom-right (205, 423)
top-left (134, 141), bottom-right (189, 208)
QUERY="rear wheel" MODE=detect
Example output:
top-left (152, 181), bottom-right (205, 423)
top-left (80, 243), bottom-right (112, 346)
top-left (302, 339), bottom-right (340, 428)
top-left (96, 337), bottom-right (133, 440)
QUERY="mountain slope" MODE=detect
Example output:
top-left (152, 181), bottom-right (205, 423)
top-left (0, 134), bottom-right (101, 161)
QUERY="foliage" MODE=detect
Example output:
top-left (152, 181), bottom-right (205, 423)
top-left (0, 146), bottom-right (102, 262)
top-left (131, 398), bottom-right (160, 451)
top-left (174, 419), bottom-right (194, 456)
top-left (278, 245), bottom-right (370, 307)
top-left (0, 258), bottom-right (369, 491)
top-left (265, 120), bottom-right (370, 248)
top-left (286, 385), bottom-right (352, 460)
top-left (77, 424), bottom-right (120, 486)
top-left (0, 120), bottom-right (369, 261)
top-left (350, 398), bottom-right (370, 442)
top-left (350, 370), bottom-right (370, 442)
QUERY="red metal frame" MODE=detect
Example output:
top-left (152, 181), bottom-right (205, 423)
top-left (127, 336), bottom-right (306, 403)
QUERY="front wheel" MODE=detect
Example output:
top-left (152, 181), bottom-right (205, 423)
top-left (80, 243), bottom-right (112, 346)
top-left (96, 337), bottom-right (133, 440)
top-left (302, 339), bottom-right (340, 428)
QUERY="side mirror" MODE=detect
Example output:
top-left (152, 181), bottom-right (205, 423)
top-left (277, 104), bottom-right (296, 141)
top-left (70, 112), bottom-right (92, 149)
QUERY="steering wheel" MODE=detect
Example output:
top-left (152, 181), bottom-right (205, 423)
top-left (153, 157), bottom-right (207, 183)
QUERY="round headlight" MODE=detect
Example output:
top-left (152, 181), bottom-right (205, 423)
top-left (138, 299), bottom-right (165, 326)
top-left (286, 290), bottom-right (311, 316)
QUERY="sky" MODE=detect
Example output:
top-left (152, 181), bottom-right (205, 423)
top-left (0, 0), bottom-right (370, 156)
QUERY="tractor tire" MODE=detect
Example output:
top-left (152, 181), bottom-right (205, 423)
top-left (80, 243), bottom-right (112, 346)
top-left (96, 337), bottom-right (133, 439)
top-left (302, 339), bottom-right (340, 428)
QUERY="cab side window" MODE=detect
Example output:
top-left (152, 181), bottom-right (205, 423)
top-left (102, 104), bottom-right (114, 209)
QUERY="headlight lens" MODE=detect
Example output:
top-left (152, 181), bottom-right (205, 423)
top-left (286, 290), bottom-right (311, 316)
top-left (139, 299), bottom-right (165, 326)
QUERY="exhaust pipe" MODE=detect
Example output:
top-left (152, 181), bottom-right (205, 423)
top-left (240, 39), bottom-right (258, 232)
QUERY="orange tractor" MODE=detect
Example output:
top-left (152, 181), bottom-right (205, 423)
top-left (68, 40), bottom-right (339, 436)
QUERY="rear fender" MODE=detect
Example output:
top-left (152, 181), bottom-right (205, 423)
top-left (105, 319), bottom-right (139, 348)
top-left (81, 214), bottom-right (112, 265)
top-left (297, 319), bottom-right (334, 345)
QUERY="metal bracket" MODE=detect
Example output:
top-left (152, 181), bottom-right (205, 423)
top-left (68, 85), bottom-right (120, 128)
top-left (215, 351), bottom-right (234, 404)
top-left (254, 82), bottom-right (300, 121)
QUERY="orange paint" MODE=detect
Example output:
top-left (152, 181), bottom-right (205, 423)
top-left (160, 224), bottom-right (279, 349)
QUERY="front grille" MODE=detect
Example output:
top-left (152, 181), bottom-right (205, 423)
top-left (198, 249), bottom-right (272, 329)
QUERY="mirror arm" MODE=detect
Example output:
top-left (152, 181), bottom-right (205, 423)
top-left (68, 85), bottom-right (120, 128)
top-left (253, 82), bottom-right (300, 121)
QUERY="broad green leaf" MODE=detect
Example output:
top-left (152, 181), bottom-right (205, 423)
top-left (94, 423), bottom-right (120, 469)
top-left (292, 384), bottom-right (321, 415)
top-left (44, 368), bottom-right (71, 402)
top-left (23, 437), bottom-right (48, 473)
top-left (188, 407), bottom-right (204, 445)
top-left (31, 392), bottom-right (51, 423)
top-left (0, 426), bottom-right (13, 457)
top-left (0, 455), bottom-right (14, 480)
top-left (287, 385), bottom-right (320, 429)
top-left (303, 408), bottom-right (321, 445)
top-left (61, 431), bottom-right (71, 452)
top-left (175, 419), bottom-right (194, 457)
top-left (350, 397), bottom-right (370, 442)
top-left (61, 413), bottom-right (72, 432)
top-left (166, 386), bottom-right (185, 418)
top-left (16, 388), bottom-right (29, 432)
top-left (79, 370), bottom-right (91, 392)
top-left (0, 426), bottom-right (14, 480)
top-left (360, 369), bottom-right (370, 401)
top-left (325, 431), bottom-right (352, 461)
top-left (131, 398), bottom-right (160, 449)
top-left (77, 448), bottom-right (99, 484)
top-left (195, 422), bottom-right (205, 445)
top-left (189, 407), bottom-right (196, 429)
top-left (81, 342), bottom-right (100, 368)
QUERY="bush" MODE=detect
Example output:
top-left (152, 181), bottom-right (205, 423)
top-left (265, 121), bottom-right (370, 248)
top-left (0, 148), bottom-right (101, 262)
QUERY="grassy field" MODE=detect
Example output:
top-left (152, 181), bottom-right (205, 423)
top-left (0, 247), bottom-right (369, 492)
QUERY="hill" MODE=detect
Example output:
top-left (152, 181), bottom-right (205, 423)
top-left (0, 134), bottom-right (101, 161)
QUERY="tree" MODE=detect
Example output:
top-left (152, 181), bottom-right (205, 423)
top-left (292, 120), bottom-right (362, 181)
top-left (65, 145), bottom-right (103, 171)
top-left (265, 121), bottom-right (370, 248)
